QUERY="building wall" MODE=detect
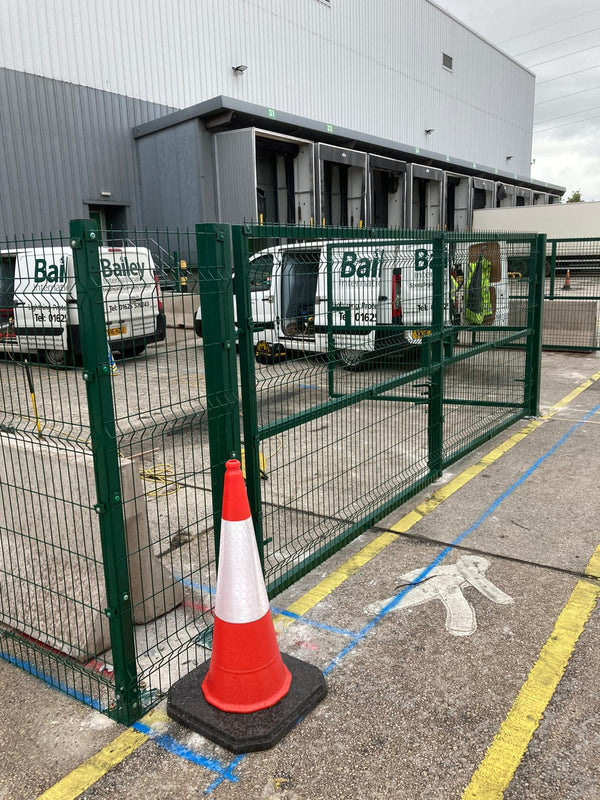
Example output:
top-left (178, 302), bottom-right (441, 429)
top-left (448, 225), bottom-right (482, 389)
top-left (0, 0), bottom-right (535, 177)
top-left (0, 67), bottom-right (173, 237)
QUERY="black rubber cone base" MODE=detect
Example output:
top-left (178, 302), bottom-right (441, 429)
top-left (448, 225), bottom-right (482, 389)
top-left (167, 653), bottom-right (327, 753)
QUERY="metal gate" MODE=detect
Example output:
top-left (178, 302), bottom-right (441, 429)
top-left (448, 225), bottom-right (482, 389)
top-left (543, 238), bottom-right (600, 351)
top-left (223, 224), bottom-right (545, 598)
top-left (0, 220), bottom-right (544, 724)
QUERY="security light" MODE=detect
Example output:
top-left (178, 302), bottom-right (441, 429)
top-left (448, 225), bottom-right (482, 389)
top-left (232, 65), bottom-right (248, 76)
top-left (506, 155), bottom-right (514, 161)
top-left (425, 128), bottom-right (435, 134)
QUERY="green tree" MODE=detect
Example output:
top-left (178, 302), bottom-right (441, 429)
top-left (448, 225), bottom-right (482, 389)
top-left (565, 190), bottom-right (583, 203)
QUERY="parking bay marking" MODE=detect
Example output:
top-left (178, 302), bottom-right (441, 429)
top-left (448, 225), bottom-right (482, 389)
top-left (462, 543), bottom-right (600, 800)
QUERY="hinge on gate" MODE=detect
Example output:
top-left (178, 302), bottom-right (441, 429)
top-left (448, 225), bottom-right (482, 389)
top-left (82, 364), bottom-right (111, 382)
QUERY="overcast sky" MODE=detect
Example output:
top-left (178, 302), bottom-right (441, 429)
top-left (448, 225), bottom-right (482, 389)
top-left (440, 0), bottom-right (600, 200)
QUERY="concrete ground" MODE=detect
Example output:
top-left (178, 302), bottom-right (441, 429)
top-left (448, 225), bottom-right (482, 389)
top-left (1, 349), bottom-right (600, 799)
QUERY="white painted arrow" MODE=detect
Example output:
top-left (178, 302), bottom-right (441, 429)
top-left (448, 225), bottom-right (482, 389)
top-left (364, 556), bottom-right (513, 636)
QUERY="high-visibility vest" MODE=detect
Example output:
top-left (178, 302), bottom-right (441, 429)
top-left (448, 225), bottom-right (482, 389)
top-left (465, 256), bottom-right (492, 325)
top-left (450, 274), bottom-right (459, 307)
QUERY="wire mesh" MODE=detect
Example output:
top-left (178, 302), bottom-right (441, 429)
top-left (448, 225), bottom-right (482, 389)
top-left (542, 238), bottom-right (600, 351)
top-left (234, 224), bottom-right (542, 595)
top-left (0, 226), bottom-right (215, 721)
top-left (0, 221), bottom-right (542, 722)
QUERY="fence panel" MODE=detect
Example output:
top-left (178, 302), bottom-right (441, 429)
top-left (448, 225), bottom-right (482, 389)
top-left (0, 220), bottom-right (543, 723)
top-left (0, 221), bottom-right (217, 723)
top-left (232, 225), bottom-right (543, 596)
top-left (543, 237), bottom-right (600, 351)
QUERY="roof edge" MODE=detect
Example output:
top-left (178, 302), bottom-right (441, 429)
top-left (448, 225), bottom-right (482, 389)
top-left (133, 95), bottom-right (564, 195)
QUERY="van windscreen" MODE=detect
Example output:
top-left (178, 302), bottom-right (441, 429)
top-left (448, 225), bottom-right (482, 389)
top-left (249, 254), bottom-right (273, 292)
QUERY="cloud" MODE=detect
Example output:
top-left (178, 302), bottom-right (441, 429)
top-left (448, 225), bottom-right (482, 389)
top-left (441, 0), bottom-right (600, 199)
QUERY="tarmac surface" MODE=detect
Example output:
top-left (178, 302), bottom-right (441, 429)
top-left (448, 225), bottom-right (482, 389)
top-left (1, 349), bottom-right (600, 799)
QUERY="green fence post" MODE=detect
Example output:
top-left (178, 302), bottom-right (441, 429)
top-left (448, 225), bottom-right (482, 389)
top-left (428, 231), bottom-right (445, 476)
top-left (549, 240), bottom-right (557, 299)
top-left (69, 219), bottom-right (140, 724)
top-left (196, 224), bottom-right (241, 561)
top-left (232, 225), bottom-right (265, 567)
top-left (525, 234), bottom-right (546, 417)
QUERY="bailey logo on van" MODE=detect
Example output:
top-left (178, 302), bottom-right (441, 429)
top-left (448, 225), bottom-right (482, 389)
top-left (340, 250), bottom-right (383, 279)
top-left (34, 257), bottom-right (66, 283)
top-left (101, 257), bottom-right (145, 279)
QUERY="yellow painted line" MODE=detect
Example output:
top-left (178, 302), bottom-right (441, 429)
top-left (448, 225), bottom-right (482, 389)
top-left (41, 368), bottom-right (600, 794)
top-left (37, 708), bottom-right (164, 800)
top-left (278, 533), bottom-right (398, 622)
top-left (274, 368), bottom-right (600, 632)
top-left (462, 545), bottom-right (600, 800)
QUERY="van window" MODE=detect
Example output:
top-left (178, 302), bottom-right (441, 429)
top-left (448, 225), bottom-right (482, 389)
top-left (0, 255), bottom-right (15, 322)
top-left (249, 254), bottom-right (273, 292)
top-left (281, 249), bottom-right (320, 337)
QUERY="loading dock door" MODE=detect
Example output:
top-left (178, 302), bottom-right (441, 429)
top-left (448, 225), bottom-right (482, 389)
top-left (496, 182), bottom-right (515, 208)
top-left (369, 155), bottom-right (406, 228)
top-left (317, 144), bottom-right (367, 227)
top-left (472, 178), bottom-right (495, 212)
top-left (215, 128), bottom-right (315, 224)
top-left (410, 165), bottom-right (442, 229)
top-left (444, 173), bottom-right (470, 232)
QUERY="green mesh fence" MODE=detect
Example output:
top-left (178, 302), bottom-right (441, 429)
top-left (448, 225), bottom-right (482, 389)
top-left (541, 238), bottom-right (600, 351)
top-left (0, 221), bottom-right (214, 723)
top-left (231, 224), bottom-right (544, 597)
top-left (0, 220), bottom-right (544, 724)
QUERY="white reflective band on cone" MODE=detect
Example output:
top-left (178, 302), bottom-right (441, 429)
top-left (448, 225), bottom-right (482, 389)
top-left (215, 517), bottom-right (270, 624)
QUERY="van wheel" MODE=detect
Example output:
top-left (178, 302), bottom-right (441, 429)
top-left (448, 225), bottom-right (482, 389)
top-left (338, 349), bottom-right (367, 371)
top-left (45, 349), bottom-right (68, 368)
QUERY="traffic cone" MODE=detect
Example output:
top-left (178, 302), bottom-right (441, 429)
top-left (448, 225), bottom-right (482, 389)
top-left (167, 459), bottom-right (327, 753)
top-left (201, 459), bottom-right (291, 712)
top-left (562, 269), bottom-right (571, 290)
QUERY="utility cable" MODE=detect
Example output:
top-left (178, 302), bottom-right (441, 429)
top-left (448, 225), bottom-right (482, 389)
top-left (537, 63), bottom-right (600, 85)
top-left (513, 25), bottom-right (600, 57)
top-left (528, 42), bottom-right (600, 68)
top-left (536, 83), bottom-right (600, 105)
top-left (535, 112), bottom-right (600, 134)
top-left (534, 102), bottom-right (600, 126)
top-left (498, 9), bottom-right (600, 45)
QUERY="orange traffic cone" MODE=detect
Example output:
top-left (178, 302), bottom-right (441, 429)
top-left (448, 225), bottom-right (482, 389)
top-left (167, 459), bottom-right (327, 752)
top-left (562, 269), bottom-right (571, 290)
top-left (201, 460), bottom-right (291, 712)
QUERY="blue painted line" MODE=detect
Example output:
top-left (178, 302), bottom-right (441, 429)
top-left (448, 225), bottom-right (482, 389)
top-left (175, 574), bottom-right (215, 595)
top-left (322, 400), bottom-right (600, 675)
top-left (133, 721), bottom-right (236, 780)
top-left (204, 755), bottom-right (245, 794)
top-left (0, 651), bottom-right (104, 710)
top-left (174, 575), bottom-right (357, 638)
top-left (272, 608), bottom-right (357, 638)
top-left (300, 384), bottom-right (319, 390)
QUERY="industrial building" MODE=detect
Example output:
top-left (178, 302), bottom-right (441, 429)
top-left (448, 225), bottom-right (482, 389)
top-left (0, 0), bottom-right (564, 237)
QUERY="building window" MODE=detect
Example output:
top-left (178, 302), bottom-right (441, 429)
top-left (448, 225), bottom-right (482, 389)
top-left (443, 53), bottom-right (453, 71)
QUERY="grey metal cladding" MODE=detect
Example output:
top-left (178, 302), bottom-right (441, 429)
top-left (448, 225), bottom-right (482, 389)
top-left (0, 67), bottom-right (173, 237)
top-left (214, 129), bottom-right (257, 223)
top-left (137, 120), bottom-right (205, 232)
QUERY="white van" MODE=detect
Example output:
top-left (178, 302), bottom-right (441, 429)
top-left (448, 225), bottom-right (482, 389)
top-left (194, 239), bottom-right (509, 367)
top-left (0, 245), bottom-right (166, 366)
